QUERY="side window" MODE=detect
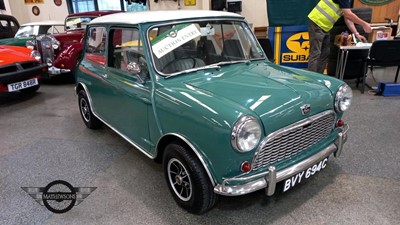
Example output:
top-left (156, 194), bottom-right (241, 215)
top-left (47, 25), bottom-right (63, 34)
top-left (86, 27), bottom-right (107, 65)
top-left (0, 20), bottom-right (10, 32)
top-left (10, 21), bottom-right (18, 33)
top-left (110, 28), bottom-right (148, 79)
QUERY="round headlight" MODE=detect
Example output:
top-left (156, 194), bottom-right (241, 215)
top-left (26, 40), bottom-right (35, 49)
top-left (335, 83), bottom-right (353, 112)
top-left (52, 40), bottom-right (60, 49)
top-left (30, 50), bottom-right (41, 61)
top-left (231, 116), bottom-right (262, 152)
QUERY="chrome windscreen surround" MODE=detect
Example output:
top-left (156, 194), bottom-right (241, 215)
top-left (252, 110), bottom-right (336, 170)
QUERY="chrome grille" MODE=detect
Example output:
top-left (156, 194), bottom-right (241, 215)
top-left (37, 36), bottom-right (54, 65)
top-left (252, 110), bottom-right (336, 170)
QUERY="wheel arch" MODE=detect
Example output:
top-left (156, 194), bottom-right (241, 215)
top-left (54, 43), bottom-right (83, 70)
top-left (75, 82), bottom-right (85, 95)
top-left (155, 133), bottom-right (217, 187)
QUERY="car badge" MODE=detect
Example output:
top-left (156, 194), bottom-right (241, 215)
top-left (168, 30), bottom-right (178, 38)
top-left (301, 104), bottom-right (311, 115)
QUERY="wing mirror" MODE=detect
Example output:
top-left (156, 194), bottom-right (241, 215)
top-left (127, 62), bottom-right (141, 74)
top-left (127, 62), bottom-right (146, 83)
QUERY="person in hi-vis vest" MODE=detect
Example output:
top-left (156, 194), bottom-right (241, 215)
top-left (307, 0), bottom-right (372, 74)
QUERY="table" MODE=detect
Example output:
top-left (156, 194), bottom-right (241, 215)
top-left (335, 43), bottom-right (372, 81)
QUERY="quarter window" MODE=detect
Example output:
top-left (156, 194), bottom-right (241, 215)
top-left (86, 27), bottom-right (107, 65)
top-left (0, 20), bottom-right (10, 32)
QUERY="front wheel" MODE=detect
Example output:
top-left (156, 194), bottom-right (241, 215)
top-left (78, 90), bottom-right (102, 129)
top-left (163, 142), bottom-right (218, 214)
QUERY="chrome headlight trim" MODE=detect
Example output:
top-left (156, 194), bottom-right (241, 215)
top-left (30, 50), bottom-right (41, 61)
top-left (52, 39), bottom-right (60, 50)
top-left (335, 83), bottom-right (353, 112)
top-left (231, 115), bottom-right (262, 153)
top-left (26, 40), bottom-right (35, 49)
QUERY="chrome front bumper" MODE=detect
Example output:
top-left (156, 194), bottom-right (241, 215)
top-left (214, 124), bottom-right (349, 196)
top-left (48, 66), bottom-right (71, 75)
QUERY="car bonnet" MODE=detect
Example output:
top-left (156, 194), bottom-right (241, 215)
top-left (180, 62), bottom-right (335, 128)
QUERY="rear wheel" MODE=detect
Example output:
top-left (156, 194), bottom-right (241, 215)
top-left (163, 142), bottom-right (218, 214)
top-left (78, 90), bottom-right (102, 129)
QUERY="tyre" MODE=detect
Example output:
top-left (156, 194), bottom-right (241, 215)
top-left (20, 84), bottom-right (40, 95)
top-left (78, 90), bottom-right (102, 129)
top-left (163, 142), bottom-right (218, 214)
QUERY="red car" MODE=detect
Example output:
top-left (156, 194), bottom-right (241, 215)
top-left (27, 11), bottom-right (121, 81)
top-left (0, 45), bottom-right (46, 94)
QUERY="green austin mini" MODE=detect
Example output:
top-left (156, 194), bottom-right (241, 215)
top-left (75, 10), bottom-right (351, 214)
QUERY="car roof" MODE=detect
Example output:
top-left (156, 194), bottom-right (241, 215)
top-left (90, 10), bottom-right (244, 25)
top-left (21, 20), bottom-right (64, 26)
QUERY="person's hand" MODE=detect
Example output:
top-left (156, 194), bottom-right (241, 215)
top-left (362, 22), bottom-right (372, 33)
top-left (214, 30), bottom-right (236, 49)
top-left (355, 33), bottom-right (367, 42)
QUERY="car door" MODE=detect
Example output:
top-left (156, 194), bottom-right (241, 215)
top-left (103, 26), bottom-right (152, 153)
top-left (82, 26), bottom-right (111, 119)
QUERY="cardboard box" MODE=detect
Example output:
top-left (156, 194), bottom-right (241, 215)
top-left (254, 26), bottom-right (268, 39)
top-left (369, 27), bottom-right (392, 42)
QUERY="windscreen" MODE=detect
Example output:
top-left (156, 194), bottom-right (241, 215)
top-left (65, 17), bottom-right (95, 31)
top-left (15, 26), bottom-right (38, 37)
top-left (149, 20), bottom-right (266, 75)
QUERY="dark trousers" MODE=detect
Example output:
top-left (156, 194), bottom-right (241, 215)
top-left (308, 20), bottom-right (331, 74)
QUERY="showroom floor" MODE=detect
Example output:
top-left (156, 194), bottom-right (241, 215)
top-left (1, 68), bottom-right (399, 225)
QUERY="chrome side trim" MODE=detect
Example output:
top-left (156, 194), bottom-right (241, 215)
top-left (159, 133), bottom-right (217, 186)
top-left (214, 124), bottom-right (348, 196)
top-left (78, 82), bottom-right (155, 159)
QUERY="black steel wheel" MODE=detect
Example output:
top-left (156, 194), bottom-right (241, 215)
top-left (78, 90), bottom-right (102, 129)
top-left (163, 142), bottom-right (218, 214)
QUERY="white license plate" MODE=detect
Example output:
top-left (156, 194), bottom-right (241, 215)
top-left (7, 78), bottom-right (38, 92)
top-left (282, 157), bottom-right (328, 193)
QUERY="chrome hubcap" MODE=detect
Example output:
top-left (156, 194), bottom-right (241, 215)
top-left (168, 158), bottom-right (192, 201)
top-left (80, 98), bottom-right (90, 122)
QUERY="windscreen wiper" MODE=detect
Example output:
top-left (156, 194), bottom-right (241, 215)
top-left (165, 64), bottom-right (221, 78)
